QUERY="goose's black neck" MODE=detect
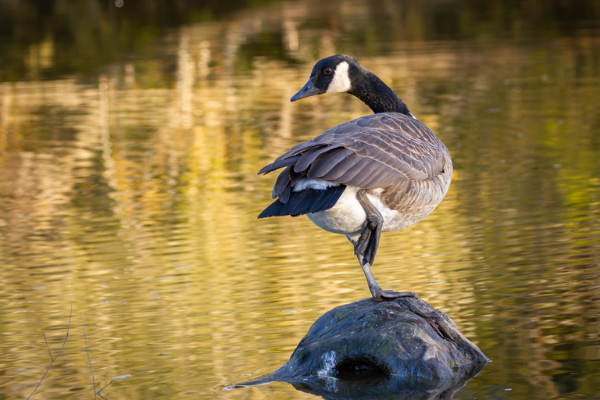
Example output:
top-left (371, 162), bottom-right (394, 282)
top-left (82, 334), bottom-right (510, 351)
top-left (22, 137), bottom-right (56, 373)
top-left (349, 72), bottom-right (411, 115)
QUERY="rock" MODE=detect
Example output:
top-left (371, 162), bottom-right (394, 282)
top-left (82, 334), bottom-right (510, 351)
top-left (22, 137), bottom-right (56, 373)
top-left (231, 297), bottom-right (489, 398)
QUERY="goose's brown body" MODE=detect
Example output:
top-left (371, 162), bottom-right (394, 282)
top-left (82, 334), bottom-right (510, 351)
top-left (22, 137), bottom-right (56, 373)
top-left (259, 112), bottom-right (452, 239)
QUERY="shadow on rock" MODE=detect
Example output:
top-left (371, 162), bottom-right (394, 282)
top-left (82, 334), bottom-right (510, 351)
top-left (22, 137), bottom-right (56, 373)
top-left (228, 296), bottom-right (489, 399)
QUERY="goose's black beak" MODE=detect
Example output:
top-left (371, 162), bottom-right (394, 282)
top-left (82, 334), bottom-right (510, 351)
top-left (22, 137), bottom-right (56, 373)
top-left (291, 78), bottom-right (322, 102)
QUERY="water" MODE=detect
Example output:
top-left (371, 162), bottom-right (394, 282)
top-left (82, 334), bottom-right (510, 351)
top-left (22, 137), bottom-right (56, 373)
top-left (1, 1), bottom-right (599, 398)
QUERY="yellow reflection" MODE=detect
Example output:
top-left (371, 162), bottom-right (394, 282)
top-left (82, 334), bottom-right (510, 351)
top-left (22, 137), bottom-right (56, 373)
top-left (1, 1), bottom-right (599, 399)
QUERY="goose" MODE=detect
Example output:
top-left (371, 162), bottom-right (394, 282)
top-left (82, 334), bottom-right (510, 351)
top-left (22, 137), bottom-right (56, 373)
top-left (258, 54), bottom-right (452, 299)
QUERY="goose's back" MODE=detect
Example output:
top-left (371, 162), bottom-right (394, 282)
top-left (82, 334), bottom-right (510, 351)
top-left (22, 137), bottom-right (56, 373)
top-left (261, 112), bottom-right (451, 197)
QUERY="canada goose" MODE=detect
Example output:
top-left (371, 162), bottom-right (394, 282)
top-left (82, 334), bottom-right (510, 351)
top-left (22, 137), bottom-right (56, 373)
top-left (258, 54), bottom-right (452, 299)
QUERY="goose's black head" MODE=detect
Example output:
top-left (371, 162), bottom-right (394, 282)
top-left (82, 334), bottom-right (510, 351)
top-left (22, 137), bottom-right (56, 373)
top-left (290, 54), bottom-right (411, 115)
top-left (291, 54), bottom-right (361, 102)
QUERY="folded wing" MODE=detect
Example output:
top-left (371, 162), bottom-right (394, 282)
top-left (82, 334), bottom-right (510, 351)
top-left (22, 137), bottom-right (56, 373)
top-left (258, 113), bottom-right (447, 217)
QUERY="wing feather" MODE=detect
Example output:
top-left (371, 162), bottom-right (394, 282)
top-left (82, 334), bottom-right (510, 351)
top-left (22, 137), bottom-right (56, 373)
top-left (259, 112), bottom-right (449, 199)
top-left (320, 154), bottom-right (362, 180)
top-left (307, 148), bottom-right (354, 178)
top-left (334, 157), bottom-right (377, 186)
top-left (294, 145), bottom-right (338, 173)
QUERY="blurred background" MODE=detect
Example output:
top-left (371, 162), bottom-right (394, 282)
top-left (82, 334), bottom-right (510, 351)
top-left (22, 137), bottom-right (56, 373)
top-left (0, 0), bottom-right (599, 398)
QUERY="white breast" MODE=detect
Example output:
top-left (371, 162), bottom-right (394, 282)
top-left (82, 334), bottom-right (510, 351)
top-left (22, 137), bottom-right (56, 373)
top-left (305, 186), bottom-right (411, 236)
top-left (307, 186), bottom-right (365, 235)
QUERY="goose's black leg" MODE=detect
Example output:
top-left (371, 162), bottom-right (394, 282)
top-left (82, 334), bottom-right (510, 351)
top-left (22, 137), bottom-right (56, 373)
top-left (354, 190), bottom-right (417, 299)
top-left (355, 190), bottom-right (383, 266)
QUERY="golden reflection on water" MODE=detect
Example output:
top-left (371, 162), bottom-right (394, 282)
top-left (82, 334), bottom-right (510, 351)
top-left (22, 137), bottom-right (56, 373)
top-left (1, 1), bottom-right (600, 399)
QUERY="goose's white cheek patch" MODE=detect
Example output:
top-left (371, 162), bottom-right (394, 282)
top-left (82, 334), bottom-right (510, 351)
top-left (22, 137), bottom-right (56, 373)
top-left (326, 61), bottom-right (352, 93)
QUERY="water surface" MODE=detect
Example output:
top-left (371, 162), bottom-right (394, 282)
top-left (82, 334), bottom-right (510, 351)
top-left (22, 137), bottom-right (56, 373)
top-left (1, 1), bottom-right (599, 399)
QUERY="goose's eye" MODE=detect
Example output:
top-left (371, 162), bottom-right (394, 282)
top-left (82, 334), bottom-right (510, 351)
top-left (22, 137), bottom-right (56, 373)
top-left (324, 67), bottom-right (333, 75)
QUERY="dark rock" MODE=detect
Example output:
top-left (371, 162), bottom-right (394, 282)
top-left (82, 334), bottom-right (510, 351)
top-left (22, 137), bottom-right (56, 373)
top-left (231, 297), bottom-right (489, 399)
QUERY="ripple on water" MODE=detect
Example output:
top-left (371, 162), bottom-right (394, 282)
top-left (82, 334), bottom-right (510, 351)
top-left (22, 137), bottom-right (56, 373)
top-left (1, 2), bottom-right (600, 398)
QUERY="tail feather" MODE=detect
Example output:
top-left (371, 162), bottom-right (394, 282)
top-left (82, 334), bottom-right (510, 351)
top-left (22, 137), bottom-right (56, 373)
top-left (258, 186), bottom-right (346, 218)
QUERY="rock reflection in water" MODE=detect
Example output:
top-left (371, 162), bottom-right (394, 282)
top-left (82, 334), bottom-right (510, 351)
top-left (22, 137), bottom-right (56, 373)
top-left (289, 372), bottom-right (481, 400)
top-left (238, 371), bottom-right (483, 400)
